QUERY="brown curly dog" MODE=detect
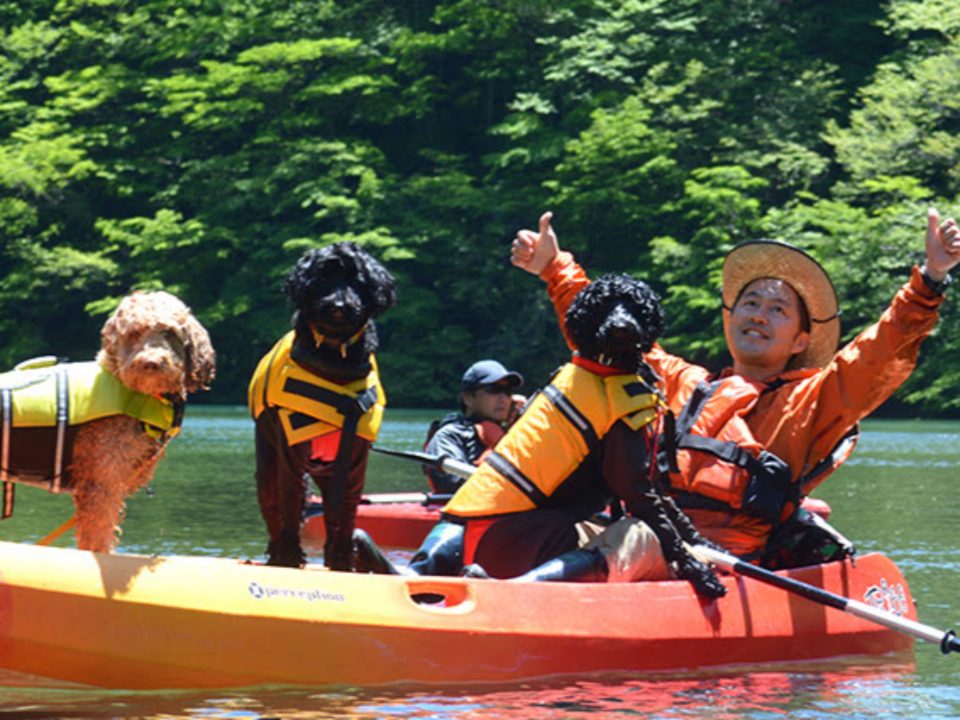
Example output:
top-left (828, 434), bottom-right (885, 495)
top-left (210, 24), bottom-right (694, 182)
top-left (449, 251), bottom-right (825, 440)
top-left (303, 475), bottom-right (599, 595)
top-left (0, 291), bottom-right (215, 552)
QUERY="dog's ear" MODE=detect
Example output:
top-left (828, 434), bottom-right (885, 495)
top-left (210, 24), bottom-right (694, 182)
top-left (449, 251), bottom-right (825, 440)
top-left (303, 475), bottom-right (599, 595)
top-left (182, 314), bottom-right (216, 393)
top-left (282, 251), bottom-right (317, 308)
top-left (356, 250), bottom-right (397, 316)
top-left (97, 296), bottom-right (133, 375)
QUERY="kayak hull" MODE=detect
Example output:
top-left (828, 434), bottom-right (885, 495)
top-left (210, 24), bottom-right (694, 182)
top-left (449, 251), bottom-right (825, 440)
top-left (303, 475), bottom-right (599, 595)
top-left (0, 541), bottom-right (915, 689)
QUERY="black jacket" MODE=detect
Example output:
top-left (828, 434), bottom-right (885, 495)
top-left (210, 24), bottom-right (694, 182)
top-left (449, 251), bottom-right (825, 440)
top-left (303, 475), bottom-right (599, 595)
top-left (424, 413), bottom-right (488, 494)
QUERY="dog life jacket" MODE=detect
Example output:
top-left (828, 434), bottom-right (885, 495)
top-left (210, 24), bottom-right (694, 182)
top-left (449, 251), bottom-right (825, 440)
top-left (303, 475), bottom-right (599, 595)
top-left (248, 330), bottom-right (385, 447)
top-left (443, 362), bottom-right (661, 519)
top-left (660, 376), bottom-right (858, 525)
top-left (0, 358), bottom-right (181, 517)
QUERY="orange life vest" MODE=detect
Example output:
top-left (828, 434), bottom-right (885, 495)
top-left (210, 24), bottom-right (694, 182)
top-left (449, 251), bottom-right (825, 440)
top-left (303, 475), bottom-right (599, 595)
top-left (661, 376), bottom-right (859, 526)
top-left (661, 376), bottom-right (796, 523)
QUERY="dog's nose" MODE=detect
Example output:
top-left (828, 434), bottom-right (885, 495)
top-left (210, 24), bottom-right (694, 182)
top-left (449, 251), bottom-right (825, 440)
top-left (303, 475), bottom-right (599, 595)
top-left (598, 304), bottom-right (643, 348)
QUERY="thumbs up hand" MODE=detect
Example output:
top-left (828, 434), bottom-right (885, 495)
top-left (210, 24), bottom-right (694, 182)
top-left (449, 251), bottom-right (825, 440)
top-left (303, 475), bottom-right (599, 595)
top-left (511, 211), bottom-right (560, 276)
top-left (924, 207), bottom-right (960, 282)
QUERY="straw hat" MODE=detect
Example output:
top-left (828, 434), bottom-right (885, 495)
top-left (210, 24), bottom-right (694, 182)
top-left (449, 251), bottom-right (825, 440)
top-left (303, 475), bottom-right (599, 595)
top-left (722, 240), bottom-right (840, 370)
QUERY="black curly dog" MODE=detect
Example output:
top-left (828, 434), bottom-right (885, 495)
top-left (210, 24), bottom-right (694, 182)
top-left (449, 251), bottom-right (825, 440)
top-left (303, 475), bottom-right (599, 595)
top-left (254, 242), bottom-right (396, 569)
top-left (563, 274), bottom-right (726, 597)
top-left (565, 273), bottom-right (664, 381)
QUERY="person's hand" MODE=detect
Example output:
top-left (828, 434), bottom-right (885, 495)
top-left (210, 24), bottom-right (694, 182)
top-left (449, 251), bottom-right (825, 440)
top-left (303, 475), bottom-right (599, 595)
top-left (507, 394), bottom-right (527, 425)
top-left (511, 211), bottom-right (560, 276)
top-left (676, 555), bottom-right (727, 599)
top-left (924, 207), bottom-right (960, 282)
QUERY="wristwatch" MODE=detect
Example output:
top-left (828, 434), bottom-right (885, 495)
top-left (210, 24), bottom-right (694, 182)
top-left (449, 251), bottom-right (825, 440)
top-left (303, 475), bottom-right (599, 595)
top-left (921, 264), bottom-right (952, 295)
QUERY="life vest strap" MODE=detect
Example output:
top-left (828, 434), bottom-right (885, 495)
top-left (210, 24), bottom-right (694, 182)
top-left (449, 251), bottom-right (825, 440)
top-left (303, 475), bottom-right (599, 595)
top-left (799, 424), bottom-right (859, 493)
top-left (672, 490), bottom-right (738, 515)
top-left (2, 387), bottom-right (12, 519)
top-left (486, 451), bottom-right (549, 507)
top-left (1, 482), bottom-right (12, 520)
top-left (322, 385), bottom-right (376, 537)
top-left (677, 433), bottom-right (757, 471)
top-left (298, 383), bottom-right (380, 540)
top-left (1, 387), bottom-right (10, 484)
top-left (51, 365), bottom-right (68, 493)
top-left (675, 380), bottom-right (717, 434)
top-left (281, 377), bottom-right (378, 420)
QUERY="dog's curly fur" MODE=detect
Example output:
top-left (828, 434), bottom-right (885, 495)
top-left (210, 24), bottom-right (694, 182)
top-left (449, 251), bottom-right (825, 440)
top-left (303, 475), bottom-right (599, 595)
top-left (257, 242), bottom-right (396, 569)
top-left (69, 291), bottom-right (215, 552)
top-left (284, 243), bottom-right (396, 374)
top-left (566, 274), bottom-right (664, 378)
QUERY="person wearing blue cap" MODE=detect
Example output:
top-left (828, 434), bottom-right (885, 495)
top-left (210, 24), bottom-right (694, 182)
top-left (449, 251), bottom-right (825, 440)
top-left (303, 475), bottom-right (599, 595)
top-left (423, 359), bottom-right (525, 495)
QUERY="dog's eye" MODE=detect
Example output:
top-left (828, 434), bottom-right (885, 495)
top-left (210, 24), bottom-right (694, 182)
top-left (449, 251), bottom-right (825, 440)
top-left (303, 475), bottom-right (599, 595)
top-left (162, 329), bottom-right (185, 352)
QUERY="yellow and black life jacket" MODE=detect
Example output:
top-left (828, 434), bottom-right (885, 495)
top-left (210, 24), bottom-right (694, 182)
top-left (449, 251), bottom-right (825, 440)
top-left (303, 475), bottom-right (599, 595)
top-left (443, 362), bottom-right (661, 519)
top-left (660, 376), bottom-right (857, 525)
top-left (0, 357), bottom-right (182, 516)
top-left (248, 331), bottom-right (385, 446)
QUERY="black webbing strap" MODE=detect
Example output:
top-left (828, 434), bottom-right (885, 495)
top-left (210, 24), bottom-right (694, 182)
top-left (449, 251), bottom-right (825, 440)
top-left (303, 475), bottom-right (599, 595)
top-left (799, 424), bottom-right (859, 495)
top-left (675, 380), bottom-right (718, 435)
top-left (660, 380), bottom-right (718, 477)
top-left (677, 433), bottom-right (762, 473)
top-left (313, 384), bottom-right (380, 539)
top-left (51, 365), bottom-right (68, 493)
top-left (1, 387), bottom-right (11, 519)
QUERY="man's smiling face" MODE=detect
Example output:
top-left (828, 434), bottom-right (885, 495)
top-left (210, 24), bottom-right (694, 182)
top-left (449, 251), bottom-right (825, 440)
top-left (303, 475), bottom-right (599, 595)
top-left (725, 278), bottom-right (810, 377)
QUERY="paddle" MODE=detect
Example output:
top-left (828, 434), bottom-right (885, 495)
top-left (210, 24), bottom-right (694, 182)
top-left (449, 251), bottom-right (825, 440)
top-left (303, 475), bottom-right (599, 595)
top-left (302, 447), bottom-right (465, 520)
top-left (689, 544), bottom-right (960, 655)
top-left (371, 446), bottom-right (475, 479)
top-left (303, 491), bottom-right (453, 519)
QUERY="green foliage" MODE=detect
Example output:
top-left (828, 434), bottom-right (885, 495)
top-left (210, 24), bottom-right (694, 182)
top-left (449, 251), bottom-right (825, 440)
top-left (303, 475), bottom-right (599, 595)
top-left (650, 165), bottom-right (768, 364)
top-left (0, 0), bottom-right (959, 415)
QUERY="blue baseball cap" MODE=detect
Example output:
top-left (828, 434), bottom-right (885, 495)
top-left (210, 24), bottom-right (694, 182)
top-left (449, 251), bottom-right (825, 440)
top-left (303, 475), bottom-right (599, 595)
top-left (460, 359), bottom-right (523, 392)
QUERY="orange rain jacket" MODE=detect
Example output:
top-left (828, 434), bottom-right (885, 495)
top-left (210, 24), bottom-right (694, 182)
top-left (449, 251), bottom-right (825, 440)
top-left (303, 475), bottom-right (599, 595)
top-left (541, 252), bottom-right (944, 557)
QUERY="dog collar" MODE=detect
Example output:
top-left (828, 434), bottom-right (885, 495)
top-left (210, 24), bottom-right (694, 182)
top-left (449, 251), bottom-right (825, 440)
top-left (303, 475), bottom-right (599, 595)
top-left (572, 354), bottom-right (623, 377)
top-left (309, 322), bottom-right (368, 359)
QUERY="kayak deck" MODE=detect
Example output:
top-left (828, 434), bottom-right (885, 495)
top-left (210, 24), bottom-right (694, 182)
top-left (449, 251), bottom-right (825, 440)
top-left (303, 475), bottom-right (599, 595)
top-left (0, 541), bottom-right (915, 689)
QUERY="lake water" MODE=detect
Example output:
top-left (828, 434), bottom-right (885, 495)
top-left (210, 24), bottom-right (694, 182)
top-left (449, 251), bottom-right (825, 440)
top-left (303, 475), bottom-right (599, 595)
top-left (2, 408), bottom-right (960, 719)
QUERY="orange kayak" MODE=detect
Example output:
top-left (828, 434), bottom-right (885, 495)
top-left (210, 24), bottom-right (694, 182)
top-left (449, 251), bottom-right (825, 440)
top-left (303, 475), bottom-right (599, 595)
top-left (302, 491), bottom-right (444, 548)
top-left (0, 540), bottom-right (916, 689)
top-left (302, 493), bottom-right (834, 549)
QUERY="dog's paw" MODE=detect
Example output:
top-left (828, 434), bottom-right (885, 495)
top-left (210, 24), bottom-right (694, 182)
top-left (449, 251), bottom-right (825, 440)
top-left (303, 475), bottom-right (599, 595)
top-left (266, 531), bottom-right (306, 568)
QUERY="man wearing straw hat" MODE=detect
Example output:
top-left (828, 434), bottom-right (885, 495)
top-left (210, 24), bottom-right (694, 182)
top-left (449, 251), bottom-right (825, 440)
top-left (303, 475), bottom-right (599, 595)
top-left (511, 208), bottom-right (960, 566)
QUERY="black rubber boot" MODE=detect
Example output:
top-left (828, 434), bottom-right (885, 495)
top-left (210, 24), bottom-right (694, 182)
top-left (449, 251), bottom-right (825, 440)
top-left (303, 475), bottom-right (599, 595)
top-left (513, 548), bottom-right (609, 583)
top-left (352, 529), bottom-right (404, 575)
top-left (408, 521), bottom-right (465, 576)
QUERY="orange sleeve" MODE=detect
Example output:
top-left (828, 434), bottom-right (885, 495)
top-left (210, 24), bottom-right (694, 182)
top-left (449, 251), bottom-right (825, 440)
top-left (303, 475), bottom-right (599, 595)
top-left (540, 251), bottom-right (591, 351)
top-left (773, 266), bottom-right (944, 485)
top-left (645, 345), bottom-right (712, 414)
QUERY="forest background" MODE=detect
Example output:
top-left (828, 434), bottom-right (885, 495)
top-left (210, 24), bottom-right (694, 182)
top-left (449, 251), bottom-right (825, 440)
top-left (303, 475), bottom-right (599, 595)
top-left (1, 0), bottom-right (958, 413)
